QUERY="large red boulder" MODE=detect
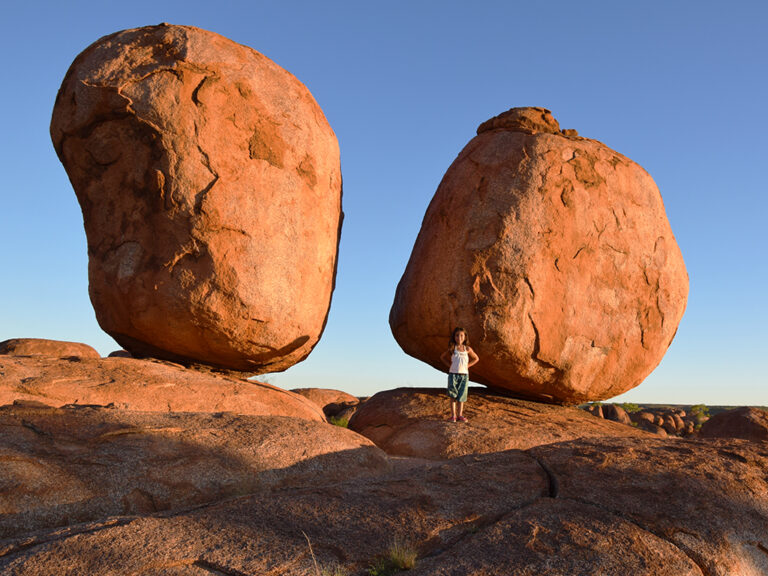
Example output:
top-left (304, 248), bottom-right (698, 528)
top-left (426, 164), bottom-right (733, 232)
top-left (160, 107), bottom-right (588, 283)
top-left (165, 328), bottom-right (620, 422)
top-left (50, 24), bottom-right (342, 373)
top-left (390, 107), bottom-right (688, 403)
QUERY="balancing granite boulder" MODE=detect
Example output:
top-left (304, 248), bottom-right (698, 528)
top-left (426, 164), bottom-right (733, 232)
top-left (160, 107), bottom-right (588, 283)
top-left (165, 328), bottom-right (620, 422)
top-left (390, 107), bottom-right (688, 403)
top-left (50, 24), bottom-right (342, 373)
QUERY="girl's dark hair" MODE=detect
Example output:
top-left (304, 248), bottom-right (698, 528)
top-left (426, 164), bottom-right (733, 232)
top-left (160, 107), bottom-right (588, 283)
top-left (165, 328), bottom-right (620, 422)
top-left (450, 327), bottom-right (469, 350)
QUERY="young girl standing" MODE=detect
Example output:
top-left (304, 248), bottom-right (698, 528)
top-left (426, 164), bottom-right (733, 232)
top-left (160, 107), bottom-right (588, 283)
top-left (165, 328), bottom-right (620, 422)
top-left (440, 327), bottom-right (479, 422)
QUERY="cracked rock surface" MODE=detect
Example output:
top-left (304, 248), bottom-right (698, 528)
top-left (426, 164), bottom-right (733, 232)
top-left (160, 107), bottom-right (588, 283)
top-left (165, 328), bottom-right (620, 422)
top-left (0, 384), bottom-right (766, 575)
top-left (389, 106), bottom-right (689, 403)
top-left (50, 24), bottom-right (343, 373)
top-left (2, 429), bottom-right (767, 575)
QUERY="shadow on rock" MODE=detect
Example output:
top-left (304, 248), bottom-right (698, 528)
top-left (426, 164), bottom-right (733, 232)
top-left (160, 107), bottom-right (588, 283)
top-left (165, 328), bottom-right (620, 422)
top-left (0, 403), bottom-right (387, 540)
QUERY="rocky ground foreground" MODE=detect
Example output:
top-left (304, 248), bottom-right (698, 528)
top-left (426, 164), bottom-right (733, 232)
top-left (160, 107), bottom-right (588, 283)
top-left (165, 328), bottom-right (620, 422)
top-left (1, 342), bottom-right (768, 575)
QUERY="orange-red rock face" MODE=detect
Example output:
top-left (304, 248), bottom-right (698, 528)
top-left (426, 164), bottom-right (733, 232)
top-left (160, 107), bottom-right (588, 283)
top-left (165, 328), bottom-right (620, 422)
top-left (390, 107), bottom-right (688, 404)
top-left (0, 338), bottom-right (100, 359)
top-left (50, 24), bottom-right (342, 373)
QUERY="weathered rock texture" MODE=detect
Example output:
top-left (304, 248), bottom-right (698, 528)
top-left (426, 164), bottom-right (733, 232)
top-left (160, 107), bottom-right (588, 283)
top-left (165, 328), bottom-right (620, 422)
top-left (0, 404), bottom-right (387, 539)
top-left (349, 387), bottom-right (650, 458)
top-left (699, 406), bottom-right (768, 441)
top-left (50, 24), bottom-right (343, 373)
top-left (0, 356), bottom-right (325, 420)
top-left (3, 435), bottom-right (767, 575)
top-left (0, 338), bottom-right (99, 359)
top-left (390, 107), bottom-right (688, 403)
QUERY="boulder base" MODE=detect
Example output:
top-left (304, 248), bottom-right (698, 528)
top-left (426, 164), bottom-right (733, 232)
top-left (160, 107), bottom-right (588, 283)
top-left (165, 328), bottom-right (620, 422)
top-left (0, 355), bottom-right (325, 420)
top-left (348, 387), bottom-right (650, 458)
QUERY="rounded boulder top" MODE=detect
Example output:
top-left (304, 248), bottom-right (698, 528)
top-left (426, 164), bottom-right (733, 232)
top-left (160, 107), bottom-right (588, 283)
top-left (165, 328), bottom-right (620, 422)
top-left (50, 24), bottom-right (343, 373)
top-left (390, 106), bottom-right (689, 404)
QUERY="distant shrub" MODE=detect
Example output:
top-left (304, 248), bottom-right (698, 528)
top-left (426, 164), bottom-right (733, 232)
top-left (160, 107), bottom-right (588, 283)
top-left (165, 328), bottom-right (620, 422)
top-left (690, 404), bottom-right (710, 418)
top-left (328, 415), bottom-right (349, 428)
top-left (620, 403), bottom-right (641, 413)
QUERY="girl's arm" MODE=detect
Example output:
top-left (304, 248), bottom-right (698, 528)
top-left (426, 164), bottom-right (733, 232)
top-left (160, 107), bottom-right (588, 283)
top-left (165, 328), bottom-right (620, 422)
top-left (440, 349), bottom-right (451, 368)
top-left (468, 347), bottom-right (479, 368)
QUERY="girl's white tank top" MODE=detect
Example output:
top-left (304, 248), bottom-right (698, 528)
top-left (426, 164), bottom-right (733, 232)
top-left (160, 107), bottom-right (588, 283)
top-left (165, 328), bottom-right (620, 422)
top-left (450, 347), bottom-right (469, 374)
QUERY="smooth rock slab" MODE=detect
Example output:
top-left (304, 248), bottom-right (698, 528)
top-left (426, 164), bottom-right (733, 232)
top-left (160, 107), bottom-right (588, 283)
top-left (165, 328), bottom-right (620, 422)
top-left (0, 404), bottom-right (387, 539)
top-left (0, 356), bottom-right (325, 420)
top-left (348, 387), bottom-right (651, 458)
top-left (3, 437), bottom-right (767, 575)
top-left (530, 437), bottom-right (768, 576)
top-left (51, 24), bottom-right (343, 373)
top-left (390, 107), bottom-right (688, 403)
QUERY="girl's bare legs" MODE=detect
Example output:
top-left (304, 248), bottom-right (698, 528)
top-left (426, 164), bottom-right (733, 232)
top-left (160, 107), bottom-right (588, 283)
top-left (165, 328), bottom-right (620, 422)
top-left (451, 400), bottom-right (458, 420)
top-left (457, 401), bottom-right (464, 418)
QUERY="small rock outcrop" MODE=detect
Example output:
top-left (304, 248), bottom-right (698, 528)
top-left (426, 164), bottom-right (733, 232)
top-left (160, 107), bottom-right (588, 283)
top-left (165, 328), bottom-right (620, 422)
top-left (0, 355), bottom-right (325, 420)
top-left (602, 403), bottom-right (631, 425)
top-left (50, 24), bottom-right (343, 373)
top-left (0, 338), bottom-right (99, 359)
top-left (348, 388), bottom-right (650, 458)
top-left (291, 387), bottom-right (360, 418)
top-left (390, 107), bottom-right (688, 403)
top-left (699, 406), bottom-right (768, 441)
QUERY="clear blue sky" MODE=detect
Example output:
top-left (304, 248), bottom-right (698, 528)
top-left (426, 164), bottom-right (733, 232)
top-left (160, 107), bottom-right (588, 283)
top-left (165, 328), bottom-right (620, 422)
top-left (1, 1), bottom-right (766, 405)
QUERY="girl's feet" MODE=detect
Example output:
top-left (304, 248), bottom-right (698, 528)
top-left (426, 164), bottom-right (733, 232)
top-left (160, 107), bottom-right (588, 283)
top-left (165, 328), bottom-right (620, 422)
top-left (457, 415), bottom-right (468, 423)
top-left (449, 416), bottom-right (457, 422)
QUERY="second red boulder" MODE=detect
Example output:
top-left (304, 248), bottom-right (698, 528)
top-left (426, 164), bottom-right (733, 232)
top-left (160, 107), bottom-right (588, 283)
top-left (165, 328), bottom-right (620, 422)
top-left (390, 107), bottom-right (688, 403)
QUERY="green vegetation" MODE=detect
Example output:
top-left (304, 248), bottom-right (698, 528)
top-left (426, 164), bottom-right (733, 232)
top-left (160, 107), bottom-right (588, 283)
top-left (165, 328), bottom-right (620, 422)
top-left (690, 404), bottom-right (710, 418)
top-left (328, 415), bottom-right (350, 428)
top-left (368, 539), bottom-right (418, 575)
top-left (620, 402), bottom-right (641, 413)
